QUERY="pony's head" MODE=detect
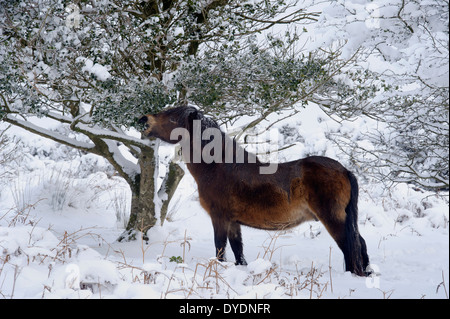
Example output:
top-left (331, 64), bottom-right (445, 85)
top-left (139, 106), bottom-right (203, 143)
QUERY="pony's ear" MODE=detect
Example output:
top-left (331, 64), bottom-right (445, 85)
top-left (185, 108), bottom-right (202, 132)
top-left (188, 108), bottom-right (202, 121)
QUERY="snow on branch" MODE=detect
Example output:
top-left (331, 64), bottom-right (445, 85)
top-left (4, 114), bottom-right (96, 152)
top-left (74, 122), bottom-right (152, 150)
top-left (104, 138), bottom-right (141, 179)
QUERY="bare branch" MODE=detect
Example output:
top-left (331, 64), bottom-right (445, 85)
top-left (3, 114), bottom-right (97, 154)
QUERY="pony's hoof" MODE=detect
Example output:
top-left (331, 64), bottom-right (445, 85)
top-left (365, 265), bottom-right (381, 277)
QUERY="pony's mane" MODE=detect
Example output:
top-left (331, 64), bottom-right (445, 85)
top-left (163, 106), bottom-right (222, 132)
top-left (161, 106), bottom-right (256, 162)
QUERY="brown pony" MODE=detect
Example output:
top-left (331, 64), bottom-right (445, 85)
top-left (139, 106), bottom-right (370, 276)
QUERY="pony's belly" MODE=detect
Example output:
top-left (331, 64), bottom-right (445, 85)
top-left (268, 206), bottom-right (315, 230)
top-left (236, 205), bottom-right (315, 231)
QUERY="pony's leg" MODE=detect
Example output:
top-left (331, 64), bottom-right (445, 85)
top-left (309, 209), bottom-right (349, 270)
top-left (212, 217), bottom-right (228, 262)
top-left (228, 222), bottom-right (247, 265)
top-left (359, 234), bottom-right (370, 273)
top-left (315, 210), bottom-right (368, 276)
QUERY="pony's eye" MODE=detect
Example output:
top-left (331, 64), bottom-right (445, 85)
top-left (169, 117), bottom-right (177, 124)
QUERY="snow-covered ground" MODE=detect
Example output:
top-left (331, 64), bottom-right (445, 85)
top-left (0, 103), bottom-right (448, 299)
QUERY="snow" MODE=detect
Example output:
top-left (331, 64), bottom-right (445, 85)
top-left (75, 57), bottom-right (111, 81)
top-left (5, 114), bottom-right (96, 151)
top-left (0, 103), bottom-right (448, 300)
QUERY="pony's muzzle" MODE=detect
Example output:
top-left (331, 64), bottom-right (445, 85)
top-left (138, 114), bottom-right (156, 138)
top-left (138, 115), bottom-right (148, 124)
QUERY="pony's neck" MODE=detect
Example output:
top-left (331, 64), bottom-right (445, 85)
top-left (181, 115), bottom-right (265, 177)
top-left (185, 128), bottom-right (262, 167)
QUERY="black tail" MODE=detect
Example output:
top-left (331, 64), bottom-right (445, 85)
top-left (343, 171), bottom-right (370, 276)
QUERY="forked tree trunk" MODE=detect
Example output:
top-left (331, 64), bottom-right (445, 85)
top-left (118, 143), bottom-right (184, 242)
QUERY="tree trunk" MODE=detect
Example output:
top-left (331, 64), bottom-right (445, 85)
top-left (117, 142), bottom-right (185, 242)
top-left (118, 143), bottom-right (157, 241)
top-left (159, 161), bottom-right (185, 225)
